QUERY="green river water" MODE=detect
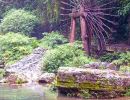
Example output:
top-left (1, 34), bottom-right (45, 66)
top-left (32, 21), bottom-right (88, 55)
top-left (0, 83), bottom-right (129, 100)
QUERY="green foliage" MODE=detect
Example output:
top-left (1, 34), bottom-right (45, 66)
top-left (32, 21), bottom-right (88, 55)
top-left (125, 87), bottom-right (130, 96)
top-left (120, 66), bottom-right (130, 73)
top-left (39, 31), bottom-right (68, 49)
top-left (0, 0), bottom-right (60, 29)
top-left (0, 9), bottom-right (39, 35)
top-left (33, 0), bottom-right (59, 23)
top-left (43, 43), bottom-right (93, 73)
top-left (0, 69), bottom-right (5, 79)
top-left (113, 52), bottom-right (130, 65)
top-left (0, 32), bottom-right (39, 65)
top-left (80, 90), bottom-right (91, 99)
top-left (100, 51), bottom-right (130, 66)
top-left (119, 0), bottom-right (130, 15)
top-left (100, 52), bottom-right (130, 73)
top-left (99, 53), bottom-right (121, 62)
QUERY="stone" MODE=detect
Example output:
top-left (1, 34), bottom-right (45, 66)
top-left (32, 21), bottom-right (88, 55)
top-left (106, 63), bottom-right (118, 70)
top-left (56, 67), bottom-right (130, 98)
top-left (0, 78), bottom-right (6, 83)
top-left (0, 60), bottom-right (5, 69)
top-left (5, 47), bottom-right (47, 82)
top-left (32, 47), bottom-right (48, 54)
top-left (38, 73), bottom-right (55, 83)
top-left (0, 73), bottom-right (28, 84)
top-left (82, 62), bottom-right (118, 70)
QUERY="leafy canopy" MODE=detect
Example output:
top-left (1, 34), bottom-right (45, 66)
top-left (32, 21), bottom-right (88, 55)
top-left (0, 9), bottom-right (39, 35)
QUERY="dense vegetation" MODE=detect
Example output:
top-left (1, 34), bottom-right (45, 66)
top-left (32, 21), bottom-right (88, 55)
top-left (0, 0), bottom-right (129, 39)
top-left (0, 9), bottom-right (39, 35)
top-left (39, 32), bottom-right (68, 49)
top-left (0, 0), bottom-right (129, 99)
top-left (0, 32), bottom-right (39, 65)
top-left (0, 31), bottom-right (93, 73)
top-left (43, 43), bottom-right (93, 73)
top-left (0, 0), bottom-right (129, 74)
top-left (100, 52), bottom-right (130, 73)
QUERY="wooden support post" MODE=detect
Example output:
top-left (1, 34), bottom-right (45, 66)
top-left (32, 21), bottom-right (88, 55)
top-left (69, 7), bottom-right (91, 55)
top-left (69, 17), bottom-right (76, 43)
top-left (80, 7), bottom-right (91, 55)
top-left (80, 16), bottom-right (91, 55)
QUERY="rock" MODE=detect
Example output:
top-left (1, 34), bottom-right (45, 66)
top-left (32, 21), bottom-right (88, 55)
top-left (82, 62), bottom-right (118, 70)
top-left (38, 73), bottom-right (55, 83)
top-left (5, 47), bottom-right (47, 82)
top-left (83, 62), bottom-right (107, 69)
top-left (106, 63), bottom-right (118, 70)
top-left (0, 65), bottom-right (4, 68)
top-left (0, 73), bottom-right (28, 84)
top-left (0, 60), bottom-right (5, 68)
top-left (32, 47), bottom-right (48, 54)
top-left (0, 78), bottom-right (6, 83)
top-left (56, 67), bottom-right (130, 98)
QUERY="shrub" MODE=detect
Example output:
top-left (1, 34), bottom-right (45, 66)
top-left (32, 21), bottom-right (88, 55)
top-left (0, 9), bottom-right (39, 35)
top-left (100, 52), bottom-right (130, 72)
top-left (0, 32), bottom-right (39, 65)
top-left (119, 66), bottom-right (130, 73)
top-left (99, 52), bottom-right (121, 62)
top-left (100, 52), bottom-right (130, 73)
top-left (80, 90), bottom-right (91, 99)
top-left (113, 52), bottom-right (130, 65)
top-left (125, 87), bottom-right (130, 96)
top-left (39, 31), bottom-right (68, 49)
top-left (43, 43), bottom-right (93, 73)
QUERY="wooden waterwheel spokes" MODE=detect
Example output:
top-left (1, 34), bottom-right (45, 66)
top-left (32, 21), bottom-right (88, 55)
top-left (60, 0), bottom-right (119, 55)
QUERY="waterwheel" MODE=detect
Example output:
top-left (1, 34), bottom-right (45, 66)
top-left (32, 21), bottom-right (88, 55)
top-left (59, 0), bottom-right (119, 55)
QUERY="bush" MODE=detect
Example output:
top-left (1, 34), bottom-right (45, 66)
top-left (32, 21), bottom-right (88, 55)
top-left (0, 9), bottom-right (39, 35)
top-left (100, 52), bottom-right (130, 73)
top-left (120, 66), bottom-right (130, 73)
top-left (43, 44), bottom-right (93, 73)
top-left (99, 52), bottom-right (121, 62)
top-left (113, 52), bottom-right (130, 65)
top-left (125, 87), bottom-right (130, 96)
top-left (39, 31), bottom-right (68, 49)
top-left (99, 48), bottom-right (130, 64)
top-left (0, 32), bottom-right (39, 65)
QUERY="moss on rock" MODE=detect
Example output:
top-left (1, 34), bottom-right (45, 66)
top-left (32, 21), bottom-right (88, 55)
top-left (56, 67), bottom-right (130, 98)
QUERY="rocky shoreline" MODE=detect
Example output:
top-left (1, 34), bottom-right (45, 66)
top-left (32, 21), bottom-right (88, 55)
top-left (0, 47), bottom-right (130, 99)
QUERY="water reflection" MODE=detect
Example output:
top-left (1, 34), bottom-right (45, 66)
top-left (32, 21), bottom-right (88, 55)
top-left (0, 83), bottom-right (129, 100)
top-left (0, 83), bottom-right (45, 100)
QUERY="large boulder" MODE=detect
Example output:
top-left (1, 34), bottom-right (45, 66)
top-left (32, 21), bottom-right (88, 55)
top-left (56, 67), bottom-right (130, 98)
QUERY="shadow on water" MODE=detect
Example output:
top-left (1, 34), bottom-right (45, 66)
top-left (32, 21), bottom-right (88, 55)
top-left (0, 83), bottom-right (129, 100)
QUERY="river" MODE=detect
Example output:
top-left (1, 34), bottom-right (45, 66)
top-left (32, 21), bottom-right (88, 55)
top-left (0, 83), bottom-right (129, 100)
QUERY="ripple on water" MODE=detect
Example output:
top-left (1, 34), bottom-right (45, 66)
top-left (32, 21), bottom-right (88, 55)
top-left (0, 84), bottom-right (45, 100)
top-left (0, 83), bottom-right (129, 100)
